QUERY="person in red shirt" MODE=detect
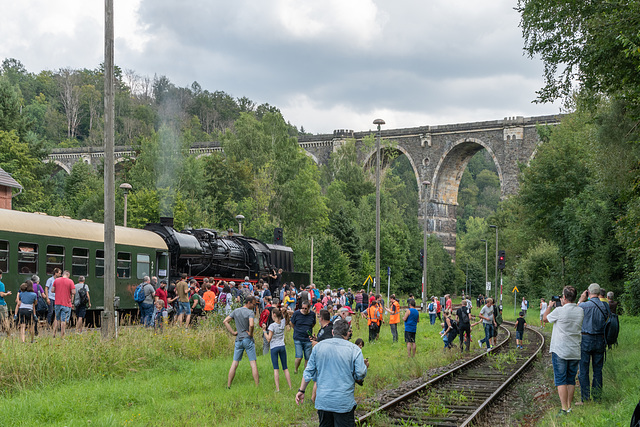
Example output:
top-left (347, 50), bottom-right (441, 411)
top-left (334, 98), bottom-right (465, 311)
top-left (445, 294), bottom-right (452, 311)
top-left (155, 280), bottom-right (168, 308)
top-left (313, 300), bottom-right (323, 314)
top-left (436, 297), bottom-right (442, 322)
top-left (368, 292), bottom-right (376, 307)
top-left (51, 270), bottom-right (75, 338)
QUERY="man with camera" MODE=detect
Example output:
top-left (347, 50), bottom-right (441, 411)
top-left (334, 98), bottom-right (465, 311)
top-left (577, 283), bottom-right (610, 403)
top-left (543, 286), bottom-right (584, 416)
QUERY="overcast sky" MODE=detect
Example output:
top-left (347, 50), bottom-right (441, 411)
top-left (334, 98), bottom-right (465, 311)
top-left (2, 0), bottom-right (561, 134)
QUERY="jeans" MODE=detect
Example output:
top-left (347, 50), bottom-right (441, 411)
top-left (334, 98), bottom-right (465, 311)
top-left (579, 334), bottom-right (605, 401)
top-left (429, 313), bottom-right (436, 325)
top-left (139, 302), bottom-right (154, 327)
top-left (459, 324), bottom-right (471, 350)
top-left (480, 323), bottom-right (493, 348)
top-left (47, 299), bottom-right (55, 325)
top-left (390, 323), bottom-right (398, 342)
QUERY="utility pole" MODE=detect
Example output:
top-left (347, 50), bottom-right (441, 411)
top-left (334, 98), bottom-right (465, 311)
top-left (102, 0), bottom-right (115, 339)
top-left (373, 119), bottom-right (385, 295)
top-left (422, 181), bottom-right (430, 311)
top-left (489, 225), bottom-right (498, 301)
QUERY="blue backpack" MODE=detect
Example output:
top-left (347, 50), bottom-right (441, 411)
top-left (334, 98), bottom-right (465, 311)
top-left (134, 284), bottom-right (146, 303)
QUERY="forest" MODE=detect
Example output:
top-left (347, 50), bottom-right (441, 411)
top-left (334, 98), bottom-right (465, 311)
top-left (2, 0), bottom-right (640, 314)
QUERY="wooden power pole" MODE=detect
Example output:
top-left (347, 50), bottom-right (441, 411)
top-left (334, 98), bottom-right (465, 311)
top-left (102, 0), bottom-right (115, 339)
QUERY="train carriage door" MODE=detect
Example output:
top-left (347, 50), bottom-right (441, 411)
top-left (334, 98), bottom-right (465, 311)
top-left (156, 251), bottom-right (169, 282)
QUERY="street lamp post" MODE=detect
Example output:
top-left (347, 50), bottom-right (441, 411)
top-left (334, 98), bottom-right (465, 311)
top-left (373, 118), bottom-right (385, 295)
top-left (422, 180), bottom-right (430, 311)
top-left (489, 224), bottom-right (498, 301)
top-left (481, 239), bottom-right (488, 296)
top-left (235, 214), bottom-right (245, 235)
top-left (119, 183), bottom-right (132, 227)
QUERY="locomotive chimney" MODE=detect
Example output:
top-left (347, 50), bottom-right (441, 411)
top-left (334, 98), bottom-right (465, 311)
top-left (160, 217), bottom-right (174, 228)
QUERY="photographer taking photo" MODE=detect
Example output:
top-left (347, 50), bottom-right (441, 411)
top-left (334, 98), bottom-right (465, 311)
top-left (543, 285), bottom-right (584, 416)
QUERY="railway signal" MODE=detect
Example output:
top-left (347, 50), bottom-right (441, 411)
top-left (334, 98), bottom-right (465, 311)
top-left (498, 250), bottom-right (506, 270)
top-left (274, 227), bottom-right (284, 245)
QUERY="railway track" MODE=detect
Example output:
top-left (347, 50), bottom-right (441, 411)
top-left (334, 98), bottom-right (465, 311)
top-left (357, 321), bottom-right (545, 426)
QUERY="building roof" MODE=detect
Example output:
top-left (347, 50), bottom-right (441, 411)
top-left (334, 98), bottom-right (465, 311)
top-left (0, 167), bottom-right (22, 190)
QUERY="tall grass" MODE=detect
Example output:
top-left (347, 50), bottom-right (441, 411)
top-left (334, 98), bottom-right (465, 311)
top-left (0, 315), bottom-right (234, 395)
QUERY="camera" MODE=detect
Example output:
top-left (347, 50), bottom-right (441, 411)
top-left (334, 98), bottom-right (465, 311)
top-left (551, 295), bottom-right (562, 306)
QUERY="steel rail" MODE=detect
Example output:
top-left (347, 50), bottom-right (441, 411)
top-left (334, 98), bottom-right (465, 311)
top-left (357, 322), bottom-right (544, 426)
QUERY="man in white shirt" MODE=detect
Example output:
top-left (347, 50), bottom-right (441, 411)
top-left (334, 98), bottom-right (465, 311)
top-left (543, 286), bottom-right (584, 416)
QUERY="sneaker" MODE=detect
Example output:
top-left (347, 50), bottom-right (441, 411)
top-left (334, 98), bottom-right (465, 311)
top-left (556, 409), bottom-right (566, 417)
top-left (566, 408), bottom-right (572, 413)
top-left (478, 340), bottom-right (483, 348)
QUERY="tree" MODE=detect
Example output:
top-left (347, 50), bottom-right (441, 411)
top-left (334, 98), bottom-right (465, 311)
top-left (517, 0), bottom-right (640, 105)
top-left (57, 68), bottom-right (81, 139)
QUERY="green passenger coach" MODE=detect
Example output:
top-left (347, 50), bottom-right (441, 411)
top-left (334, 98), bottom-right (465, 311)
top-left (0, 210), bottom-right (169, 317)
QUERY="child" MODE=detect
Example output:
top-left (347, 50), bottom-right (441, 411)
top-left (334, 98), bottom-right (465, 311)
top-left (515, 310), bottom-right (526, 349)
top-left (355, 338), bottom-right (365, 349)
top-left (154, 299), bottom-right (167, 331)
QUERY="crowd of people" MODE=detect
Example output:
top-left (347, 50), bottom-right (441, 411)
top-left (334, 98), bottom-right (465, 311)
top-left (0, 268), bottom-right (92, 342)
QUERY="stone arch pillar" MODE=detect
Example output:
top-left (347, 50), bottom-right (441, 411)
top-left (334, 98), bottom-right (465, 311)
top-left (423, 137), bottom-right (503, 258)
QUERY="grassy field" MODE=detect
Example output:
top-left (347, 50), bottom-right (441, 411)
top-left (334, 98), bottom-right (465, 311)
top-left (1, 299), bottom-right (636, 426)
top-left (0, 309), bottom-right (471, 426)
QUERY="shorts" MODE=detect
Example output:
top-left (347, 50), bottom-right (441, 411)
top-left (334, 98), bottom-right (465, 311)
top-left (540, 313), bottom-right (544, 321)
top-left (0, 304), bottom-right (7, 320)
top-left (270, 345), bottom-right (288, 370)
top-left (75, 305), bottom-right (87, 319)
top-left (294, 339), bottom-right (313, 360)
top-left (404, 331), bottom-right (416, 343)
top-left (516, 330), bottom-right (523, 340)
top-left (233, 337), bottom-right (257, 362)
top-left (492, 326), bottom-right (499, 338)
top-left (18, 308), bottom-right (33, 325)
top-left (55, 305), bottom-right (72, 322)
top-left (177, 301), bottom-right (191, 315)
top-left (552, 352), bottom-right (579, 386)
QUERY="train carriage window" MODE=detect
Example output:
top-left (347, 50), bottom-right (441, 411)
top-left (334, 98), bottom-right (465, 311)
top-left (136, 253), bottom-right (150, 279)
top-left (0, 240), bottom-right (8, 273)
top-left (117, 252), bottom-right (131, 278)
top-left (72, 247), bottom-right (89, 277)
top-left (46, 245), bottom-right (65, 275)
top-left (18, 243), bottom-right (38, 275)
top-left (95, 250), bottom-right (104, 277)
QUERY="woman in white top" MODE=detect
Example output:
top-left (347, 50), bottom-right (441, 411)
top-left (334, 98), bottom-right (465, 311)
top-left (265, 307), bottom-right (291, 392)
top-left (540, 298), bottom-right (548, 328)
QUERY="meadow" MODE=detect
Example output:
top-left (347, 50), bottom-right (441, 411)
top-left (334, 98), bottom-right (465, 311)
top-left (1, 298), bottom-right (636, 426)
top-left (0, 307), bottom-right (465, 426)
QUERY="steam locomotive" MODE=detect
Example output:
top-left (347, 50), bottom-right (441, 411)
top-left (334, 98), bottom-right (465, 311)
top-left (145, 217), bottom-right (299, 285)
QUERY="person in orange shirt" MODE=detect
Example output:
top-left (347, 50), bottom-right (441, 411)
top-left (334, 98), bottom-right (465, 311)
top-left (385, 294), bottom-right (401, 342)
top-left (203, 283), bottom-right (216, 314)
top-left (364, 299), bottom-right (383, 342)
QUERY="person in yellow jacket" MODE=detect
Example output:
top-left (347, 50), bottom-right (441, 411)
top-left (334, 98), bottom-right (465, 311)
top-left (385, 294), bottom-right (401, 342)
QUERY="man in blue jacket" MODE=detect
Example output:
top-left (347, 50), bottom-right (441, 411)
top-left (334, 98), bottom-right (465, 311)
top-left (296, 319), bottom-right (368, 427)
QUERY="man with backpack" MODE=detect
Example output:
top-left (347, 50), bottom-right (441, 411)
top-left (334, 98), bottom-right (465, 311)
top-left (135, 276), bottom-right (156, 327)
top-left (456, 298), bottom-right (473, 352)
top-left (74, 276), bottom-right (91, 332)
top-left (577, 283), bottom-right (610, 403)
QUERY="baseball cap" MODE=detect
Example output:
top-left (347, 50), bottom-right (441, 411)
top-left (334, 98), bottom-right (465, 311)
top-left (588, 283), bottom-right (601, 294)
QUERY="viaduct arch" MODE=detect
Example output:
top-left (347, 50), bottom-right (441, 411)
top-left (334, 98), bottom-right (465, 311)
top-left (47, 115), bottom-right (561, 257)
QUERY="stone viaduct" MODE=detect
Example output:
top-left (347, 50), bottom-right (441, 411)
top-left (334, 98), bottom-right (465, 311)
top-left (47, 114), bottom-right (561, 256)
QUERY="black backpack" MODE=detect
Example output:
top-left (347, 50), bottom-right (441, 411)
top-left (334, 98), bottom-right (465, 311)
top-left (458, 307), bottom-right (470, 327)
top-left (76, 284), bottom-right (89, 307)
top-left (593, 300), bottom-right (619, 349)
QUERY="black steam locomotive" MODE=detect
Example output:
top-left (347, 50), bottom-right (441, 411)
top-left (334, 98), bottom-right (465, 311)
top-left (145, 218), bottom-right (304, 286)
